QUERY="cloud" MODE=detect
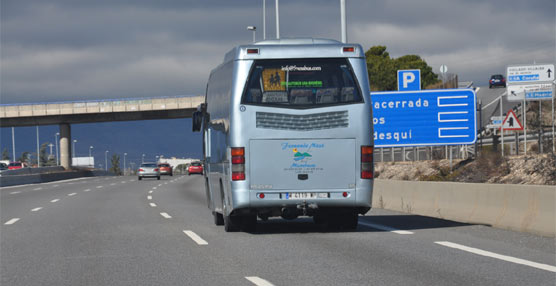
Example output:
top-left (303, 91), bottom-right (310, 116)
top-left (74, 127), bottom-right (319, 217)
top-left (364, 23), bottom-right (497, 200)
top-left (1, 0), bottom-right (554, 103)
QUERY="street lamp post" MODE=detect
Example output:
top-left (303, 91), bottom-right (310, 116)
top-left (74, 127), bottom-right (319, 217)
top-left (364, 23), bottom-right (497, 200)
top-left (89, 146), bottom-right (94, 168)
top-left (142, 154), bottom-right (145, 163)
top-left (55, 132), bottom-right (59, 165)
top-left (247, 26), bottom-right (256, 42)
top-left (124, 153), bottom-right (127, 176)
top-left (105, 150), bottom-right (109, 171)
top-left (36, 126), bottom-right (40, 167)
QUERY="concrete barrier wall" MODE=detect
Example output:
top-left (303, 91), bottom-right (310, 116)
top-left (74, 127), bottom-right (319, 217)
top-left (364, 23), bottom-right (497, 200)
top-left (372, 179), bottom-right (556, 237)
top-left (0, 169), bottom-right (114, 187)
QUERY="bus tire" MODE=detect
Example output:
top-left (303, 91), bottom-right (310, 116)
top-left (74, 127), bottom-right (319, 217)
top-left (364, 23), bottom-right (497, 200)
top-left (223, 199), bottom-right (239, 232)
top-left (213, 211), bottom-right (224, 226)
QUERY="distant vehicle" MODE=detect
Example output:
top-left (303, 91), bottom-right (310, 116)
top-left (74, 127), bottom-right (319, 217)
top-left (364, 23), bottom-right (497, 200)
top-left (0, 162), bottom-right (8, 171)
top-left (8, 162), bottom-right (28, 170)
top-left (489, 74), bottom-right (506, 88)
top-left (157, 163), bottom-right (173, 176)
top-left (192, 38), bottom-right (374, 232)
top-left (188, 162), bottom-right (203, 175)
top-left (138, 163), bottom-right (160, 180)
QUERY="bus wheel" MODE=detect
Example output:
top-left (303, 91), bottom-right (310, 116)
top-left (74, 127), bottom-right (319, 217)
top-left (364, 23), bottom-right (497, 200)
top-left (223, 201), bottom-right (239, 232)
top-left (213, 211), bottom-right (224, 226)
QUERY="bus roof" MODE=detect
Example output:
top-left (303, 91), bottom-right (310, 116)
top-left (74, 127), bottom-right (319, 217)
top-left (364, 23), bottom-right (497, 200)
top-left (222, 38), bottom-right (365, 63)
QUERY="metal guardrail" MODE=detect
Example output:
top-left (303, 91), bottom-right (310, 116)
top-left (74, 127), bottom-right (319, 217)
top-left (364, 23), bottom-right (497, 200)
top-left (0, 95), bottom-right (204, 118)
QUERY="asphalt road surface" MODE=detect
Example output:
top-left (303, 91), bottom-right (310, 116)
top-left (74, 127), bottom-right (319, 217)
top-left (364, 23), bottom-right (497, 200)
top-left (2, 175), bottom-right (555, 286)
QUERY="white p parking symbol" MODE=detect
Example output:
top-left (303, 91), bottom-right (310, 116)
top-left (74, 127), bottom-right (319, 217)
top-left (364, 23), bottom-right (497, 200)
top-left (403, 72), bottom-right (415, 88)
top-left (397, 69), bottom-right (421, 91)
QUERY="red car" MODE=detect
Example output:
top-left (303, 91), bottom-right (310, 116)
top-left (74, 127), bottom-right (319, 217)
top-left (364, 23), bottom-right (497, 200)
top-left (188, 162), bottom-right (203, 175)
top-left (157, 163), bottom-right (173, 176)
top-left (8, 162), bottom-right (28, 170)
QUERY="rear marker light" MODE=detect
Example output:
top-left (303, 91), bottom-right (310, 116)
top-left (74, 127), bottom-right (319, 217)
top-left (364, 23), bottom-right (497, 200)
top-left (342, 192), bottom-right (348, 198)
top-left (361, 146), bottom-right (374, 179)
top-left (343, 47), bottom-right (355, 52)
top-left (247, 48), bottom-right (259, 54)
top-left (231, 147), bottom-right (245, 181)
top-left (258, 193), bottom-right (265, 199)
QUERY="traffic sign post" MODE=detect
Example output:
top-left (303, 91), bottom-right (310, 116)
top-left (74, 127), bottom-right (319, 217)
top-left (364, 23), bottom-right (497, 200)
top-left (397, 70), bottom-right (421, 91)
top-left (371, 89), bottom-right (477, 147)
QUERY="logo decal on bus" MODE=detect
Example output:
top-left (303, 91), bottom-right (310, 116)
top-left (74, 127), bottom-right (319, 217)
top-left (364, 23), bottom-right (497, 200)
top-left (293, 148), bottom-right (312, 161)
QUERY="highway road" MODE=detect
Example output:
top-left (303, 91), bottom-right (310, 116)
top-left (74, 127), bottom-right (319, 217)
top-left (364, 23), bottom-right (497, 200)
top-left (2, 175), bottom-right (555, 286)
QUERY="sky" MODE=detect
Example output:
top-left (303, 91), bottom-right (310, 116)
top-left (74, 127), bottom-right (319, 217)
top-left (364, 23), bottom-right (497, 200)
top-left (1, 0), bottom-right (555, 104)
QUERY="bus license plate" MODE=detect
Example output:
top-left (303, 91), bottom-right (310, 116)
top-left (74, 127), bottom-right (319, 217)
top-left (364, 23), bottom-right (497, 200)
top-left (286, 192), bottom-right (328, 199)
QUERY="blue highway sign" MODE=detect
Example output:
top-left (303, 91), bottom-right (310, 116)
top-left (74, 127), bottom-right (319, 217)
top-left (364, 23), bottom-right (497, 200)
top-left (397, 69), bottom-right (421, 91)
top-left (371, 89), bottom-right (477, 147)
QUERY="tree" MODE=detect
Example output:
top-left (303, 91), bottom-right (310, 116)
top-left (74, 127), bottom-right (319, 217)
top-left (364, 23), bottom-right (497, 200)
top-left (18, 151), bottom-right (30, 163)
top-left (2, 148), bottom-right (9, 161)
top-left (109, 154), bottom-right (122, 175)
top-left (39, 142), bottom-right (49, 166)
top-left (365, 46), bottom-right (440, 91)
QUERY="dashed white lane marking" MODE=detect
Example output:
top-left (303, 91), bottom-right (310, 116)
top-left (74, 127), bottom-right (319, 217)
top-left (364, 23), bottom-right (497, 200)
top-left (110, 183), bottom-right (116, 186)
top-left (83, 189), bottom-right (91, 192)
top-left (160, 212), bottom-right (172, 219)
top-left (33, 187), bottom-right (43, 191)
top-left (96, 186), bottom-right (103, 189)
top-left (50, 199), bottom-right (60, 203)
top-left (4, 218), bottom-right (20, 225)
top-left (435, 241), bottom-right (556, 273)
top-left (10, 191), bottom-right (21, 194)
top-left (31, 207), bottom-right (43, 212)
top-left (148, 191), bottom-right (153, 194)
top-left (245, 276), bottom-right (275, 286)
top-left (68, 193), bottom-right (77, 196)
top-left (53, 185), bottom-right (60, 187)
top-left (153, 187), bottom-right (157, 190)
top-left (358, 221), bottom-right (414, 235)
top-left (149, 203), bottom-right (157, 207)
top-left (147, 196), bottom-right (152, 200)
top-left (183, 230), bottom-right (208, 245)
top-left (121, 181), bottom-right (126, 184)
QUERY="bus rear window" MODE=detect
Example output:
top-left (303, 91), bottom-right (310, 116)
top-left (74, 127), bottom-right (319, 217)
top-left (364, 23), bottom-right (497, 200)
top-left (241, 58), bottom-right (363, 107)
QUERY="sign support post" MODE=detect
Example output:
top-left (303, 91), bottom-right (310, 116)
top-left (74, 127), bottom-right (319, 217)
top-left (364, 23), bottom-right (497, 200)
top-left (500, 96), bottom-right (504, 156)
top-left (524, 99), bottom-right (527, 155)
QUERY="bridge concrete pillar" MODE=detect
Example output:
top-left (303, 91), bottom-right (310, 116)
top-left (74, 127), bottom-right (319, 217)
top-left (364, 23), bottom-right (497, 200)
top-left (59, 123), bottom-right (72, 169)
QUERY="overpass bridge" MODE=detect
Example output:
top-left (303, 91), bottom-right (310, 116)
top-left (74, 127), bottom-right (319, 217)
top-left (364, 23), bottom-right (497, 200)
top-left (0, 95), bottom-right (204, 169)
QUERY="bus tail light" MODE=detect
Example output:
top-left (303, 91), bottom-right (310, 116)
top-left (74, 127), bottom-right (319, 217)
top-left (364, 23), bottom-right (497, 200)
top-left (361, 146), bottom-right (374, 179)
top-left (231, 147), bottom-right (245, 181)
top-left (343, 47), bottom-right (355, 52)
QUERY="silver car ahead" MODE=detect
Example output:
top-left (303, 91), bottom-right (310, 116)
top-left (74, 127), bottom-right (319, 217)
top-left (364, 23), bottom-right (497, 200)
top-left (138, 163), bottom-right (160, 180)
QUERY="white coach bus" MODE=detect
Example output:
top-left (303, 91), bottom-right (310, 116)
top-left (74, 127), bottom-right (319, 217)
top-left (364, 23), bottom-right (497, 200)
top-left (192, 38), bottom-right (374, 232)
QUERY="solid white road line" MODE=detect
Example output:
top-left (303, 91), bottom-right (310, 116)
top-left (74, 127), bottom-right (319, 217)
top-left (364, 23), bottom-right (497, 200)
top-left (147, 196), bottom-right (152, 200)
top-left (183, 230), bottom-right (208, 245)
top-left (83, 189), bottom-right (91, 192)
top-left (33, 187), bottom-right (43, 190)
top-left (10, 191), bottom-right (21, 194)
top-left (4, 218), bottom-right (20, 225)
top-left (358, 221), bottom-right (414, 234)
top-left (160, 212), bottom-right (172, 219)
top-left (50, 199), bottom-right (60, 203)
top-left (149, 203), bottom-right (157, 207)
top-left (68, 193), bottom-right (77, 196)
top-left (245, 276), bottom-right (275, 286)
top-left (31, 207), bottom-right (43, 212)
top-left (435, 241), bottom-right (556, 273)
top-left (53, 185), bottom-right (59, 187)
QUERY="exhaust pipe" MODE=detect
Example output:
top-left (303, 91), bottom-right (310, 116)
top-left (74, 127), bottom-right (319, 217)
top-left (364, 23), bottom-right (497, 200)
top-left (280, 207), bottom-right (298, 220)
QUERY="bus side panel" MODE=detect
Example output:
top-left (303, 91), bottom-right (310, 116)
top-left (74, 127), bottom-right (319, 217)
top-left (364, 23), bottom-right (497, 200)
top-left (205, 61), bottom-right (234, 214)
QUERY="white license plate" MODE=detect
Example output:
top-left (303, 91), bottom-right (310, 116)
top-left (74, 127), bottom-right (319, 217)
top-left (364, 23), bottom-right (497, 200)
top-left (285, 192), bottom-right (328, 199)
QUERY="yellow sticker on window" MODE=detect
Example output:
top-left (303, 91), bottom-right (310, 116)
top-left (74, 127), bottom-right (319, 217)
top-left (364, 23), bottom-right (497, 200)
top-left (262, 69), bottom-right (286, 91)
